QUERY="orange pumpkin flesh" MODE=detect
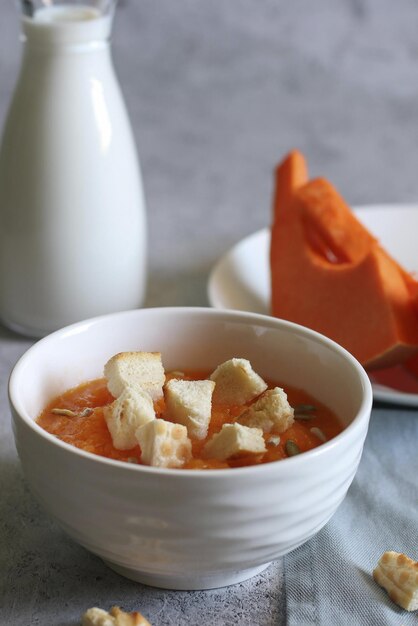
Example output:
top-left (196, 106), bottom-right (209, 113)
top-left (270, 152), bottom-right (418, 370)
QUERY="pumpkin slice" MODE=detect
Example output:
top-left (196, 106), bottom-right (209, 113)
top-left (272, 149), bottom-right (308, 216)
top-left (270, 162), bottom-right (418, 370)
top-left (270, 150), bottom-right (308, 316)
top-left (298, 177), bottom-right (376, 264)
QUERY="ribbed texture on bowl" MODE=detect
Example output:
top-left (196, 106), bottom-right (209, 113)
top-left (13, 404), bottom-right (368, 586)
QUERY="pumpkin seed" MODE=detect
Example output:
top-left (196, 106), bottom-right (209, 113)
top-left (294, 412), bottom-right (315, 421)
top-left (51, 408), bottom-right (78, 417)
top-left (285, 440), bottom-right (300, 457)
top-left (294, 404), bottom-right (316, 412)
top-left (310, 427), bottom-right (327, 443)
top-left (51, 407), bottom-right (93, 418)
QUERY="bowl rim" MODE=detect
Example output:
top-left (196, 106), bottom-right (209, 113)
top-left (9, 306), bottom-right (373, 477)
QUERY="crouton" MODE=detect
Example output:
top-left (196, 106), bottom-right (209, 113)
top-left (209, 358), bottom-right (267, 405)
top-left (373, 551), bottom-right (418, 611)
top-left (82, 608), bottom-right (115, 626)
top-left (103, 386), bottom-right (155, 450)
top-left (109, 607), bottom-right (151, 626)
top-left (164, 379), bottom-right (215, 440)
top-left (237, 387), bottom-right (294, 433)
top-left (81, 606), bottom-right (151, 626)
top-left (202, 423), bottom-right (266, 461)
top-left (104, 352), bottom-right (165, 400)
top-left (136, 419), bottom-right (192, 468)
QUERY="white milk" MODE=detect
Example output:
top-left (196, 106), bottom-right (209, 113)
top-left (0, 5), bottom-right (147, 337)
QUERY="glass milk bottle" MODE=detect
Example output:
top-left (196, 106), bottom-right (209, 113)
top-left (0, 0), bottom-right (146, 337)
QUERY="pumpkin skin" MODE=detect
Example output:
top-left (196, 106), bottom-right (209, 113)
top-left (270, 152), bottom-right (418, 370)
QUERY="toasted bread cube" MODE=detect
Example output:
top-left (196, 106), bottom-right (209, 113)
top-left (81, 608), bottom-right (116, 626)
top-left (103, 386), bottom-right (155, 450)
top-left (164, 379), bottom-right (215, 440)
top-left (104, 351), bottom-right (165, 400)
top-left (237, 387), bottom-right (294, 433)
top-left (82, 607), bottom-right (151, 626)
top-left (202, 423), bottom-right (266, 461)
top-left (209, 358), bottom-right (267, 405)
top-left (136, 419), bottom-right (192, 468)
top-left (110, 607), bottom-right (151, 626)
top-left (373, 551), bottom-right (418, 611)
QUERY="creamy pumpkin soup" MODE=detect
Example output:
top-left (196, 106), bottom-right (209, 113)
top-left (37, 354), bottom-right (343, 470)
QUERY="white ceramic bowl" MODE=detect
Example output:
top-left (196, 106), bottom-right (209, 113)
top-left (9, 307), bottom-right (372, 590)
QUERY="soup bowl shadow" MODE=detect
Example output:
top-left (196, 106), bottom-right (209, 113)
top-left (9, 307), bottom-right (372, 590)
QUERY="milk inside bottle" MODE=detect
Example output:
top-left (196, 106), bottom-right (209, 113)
top-left (0, 1), bottom-right (147, 336)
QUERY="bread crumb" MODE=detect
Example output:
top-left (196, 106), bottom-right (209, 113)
top-left (373, 551), bottom-right (418, 612)
top-left (103, 386), bottom-right (155, 450)
top-left (209, 358), bottom-right (267, 405)
top-left (81, 606), bottom-right (151, 626)
top-left (237, 387), bottom-right (294, 433)
top-left (203, 423), bottom-right (266, 461)
top-left (136, 419), bottom-right (192, 468)
top-left (104, 351), bottom-right (165, 400)
top-left (164, 378), bottom-right (215, 440)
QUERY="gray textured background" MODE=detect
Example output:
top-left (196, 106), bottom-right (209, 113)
top-left (1, 1), bottom-right (418, 624)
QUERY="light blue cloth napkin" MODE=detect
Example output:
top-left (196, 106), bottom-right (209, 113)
top-left (284, 406), bottom-right (418, 625)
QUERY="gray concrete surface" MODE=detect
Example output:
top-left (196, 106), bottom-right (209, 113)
top-left (1, 1), bottom-right (418, 624)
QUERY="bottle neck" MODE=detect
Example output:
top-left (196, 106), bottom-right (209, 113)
top-left (22, 5), bottom-right (113, 52)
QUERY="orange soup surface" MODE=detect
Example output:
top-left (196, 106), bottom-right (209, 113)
top-left (37, 371), bottom-right (343, 469)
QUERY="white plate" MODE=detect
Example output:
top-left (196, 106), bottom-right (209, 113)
top-left (208, 204), bottom-right (418, 406)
